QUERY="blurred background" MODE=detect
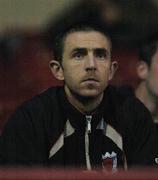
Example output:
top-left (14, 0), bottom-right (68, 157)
top-left (0, 0), bottom-right (158, 131)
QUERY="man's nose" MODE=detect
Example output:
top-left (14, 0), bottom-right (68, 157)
top-left (84, 53), bottom-right (97, 71)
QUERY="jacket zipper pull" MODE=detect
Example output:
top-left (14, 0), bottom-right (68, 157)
top-left (86, 115), bottom-right (92, 133)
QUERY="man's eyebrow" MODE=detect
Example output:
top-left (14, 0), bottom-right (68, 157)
top-left (94, 48), bottom-right (110, 55)
top-left (70, 48), bottom-right (109, 55)
top-left (94, 48), bottom-right (108, 52)
top-left (71, 48), bottom-right (87, 53)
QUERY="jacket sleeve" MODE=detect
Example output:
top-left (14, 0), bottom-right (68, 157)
top-left (122, 97), bottom-right (158, 167)
top-left (0, 104), bottom-right (47, 167)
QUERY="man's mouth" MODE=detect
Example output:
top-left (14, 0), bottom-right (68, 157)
top-left (82, 78), bottom-right (99, 82)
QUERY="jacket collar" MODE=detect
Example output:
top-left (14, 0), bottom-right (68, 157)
top-left (59, 88), bottom-right (106, 132)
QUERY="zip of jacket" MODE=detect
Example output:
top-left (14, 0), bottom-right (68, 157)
top-left (85, 115), bottom-right (92, 170)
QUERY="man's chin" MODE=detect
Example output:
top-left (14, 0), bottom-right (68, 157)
top-left (78, 89), bottom-right (102, 98)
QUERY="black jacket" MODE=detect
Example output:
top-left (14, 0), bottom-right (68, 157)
top-left (0, 86), bottom-right (158, 171)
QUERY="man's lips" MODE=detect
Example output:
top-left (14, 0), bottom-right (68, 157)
top-left (82, 78), bottom-right (99, 82)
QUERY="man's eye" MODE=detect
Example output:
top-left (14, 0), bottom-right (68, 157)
top-left (94, 49), bottom-right (108, 60)
top-left (95, 53), bottom-right (106, 60)
top-left (72, 52), bottom-right (84, 60)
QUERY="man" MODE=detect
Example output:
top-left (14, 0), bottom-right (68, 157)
top-left (135, 33), bottom-right (158, 127)
top-left (0, 23), bottom-right (158, 171)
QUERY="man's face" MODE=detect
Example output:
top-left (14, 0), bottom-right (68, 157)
top-left (146, 49), bottom-right (158, 98)
top-left (59, 31), bottom-right (116, 98)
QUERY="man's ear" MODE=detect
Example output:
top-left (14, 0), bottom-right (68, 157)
top-left (136, 61), bottom-right (149, 80)
top-left (49, 60), bottom-right (64, 81)
top-left (108, 61), bottom-right (118, 81)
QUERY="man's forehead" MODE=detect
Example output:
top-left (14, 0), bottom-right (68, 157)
top-left (65, 31), bottom-right (109, 41)
top-left (64, 31), bottom-right (111, 50)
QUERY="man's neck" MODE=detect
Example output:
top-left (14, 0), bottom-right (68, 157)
top-left (64, 87), bottom-right (104, 114)
top-left (135, 82), bottom-right (158, 119)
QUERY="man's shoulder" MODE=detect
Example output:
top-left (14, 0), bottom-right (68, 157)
top-left (105, 85), bottom-right (135, 105)
top-left (8, 86), bottom-right (63, 121)
top-left (35, 86), bottom-right (63, 100)
top-left (22, 86), bottom-right (63, 109)
top-left (3, 86), bottom-right (64, 130)
top-left (104, 85), bottom-right (151, 125)
top-left (107, 84), bottom-right (154, 121)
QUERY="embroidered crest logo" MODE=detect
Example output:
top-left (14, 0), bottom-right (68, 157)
top-left (102, 151), bottom-right (117, 172)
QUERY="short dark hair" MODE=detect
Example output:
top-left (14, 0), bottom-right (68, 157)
top-left (52, 22), bottom-right (112, 63)
top-left (139, 32), bottom-right (158, 66)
